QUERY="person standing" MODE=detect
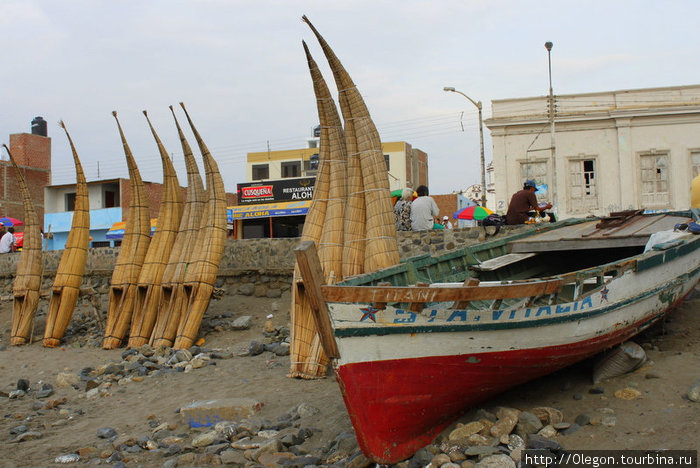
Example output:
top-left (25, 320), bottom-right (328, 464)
top-left (505, 179), bottom-right (553, 225)
top-left (410, 185), bottom-right (439, 231)
top-left (394, 188), bottom-right (413, 231)
top-left (0, 227), bottom-right (16, 253)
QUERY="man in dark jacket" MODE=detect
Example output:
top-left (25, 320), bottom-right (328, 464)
top-left (506, 179), bottom-right (554, 225)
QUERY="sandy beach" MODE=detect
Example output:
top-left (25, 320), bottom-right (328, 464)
top-left (1, 286), bottom-right (698, 467)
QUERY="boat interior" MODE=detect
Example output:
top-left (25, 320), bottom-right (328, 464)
top-left (334, 211), bottom-right (698, 311)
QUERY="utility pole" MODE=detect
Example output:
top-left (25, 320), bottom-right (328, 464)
top-left (545, 41), bottom-right (557, 209)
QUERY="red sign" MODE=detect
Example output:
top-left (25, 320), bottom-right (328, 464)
top-left (241, 185), bottom-right (273, 200)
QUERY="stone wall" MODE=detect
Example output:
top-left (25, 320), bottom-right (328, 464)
top-left (0, 225), bottom-right (528, 297)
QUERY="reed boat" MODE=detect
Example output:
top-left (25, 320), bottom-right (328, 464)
top-left (2, 144), bottom-right (43, 345)
top-left (150, 105), bottom-right (206, 348)
top-left (294, 210), bottom-right (700, 464)
top-left (128, 111), bottom-right (184, 348)
top-left (172, 102), bottom-right (227, 350)
top-left (103, 111), bottom-right (152, 349)
top-left (43, 121), bottom-right (90, 348)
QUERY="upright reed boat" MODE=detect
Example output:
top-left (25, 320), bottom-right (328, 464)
top-left (2, 144), bottom-right (43, 345)
top-left (128, 111), bottom-right (184, 347)
top-left (102, 111), bottom-right (153, 349)
top-left (173, 102), bottom-right (227, 349)
top-left (43, 121), bottom-right (90, 348)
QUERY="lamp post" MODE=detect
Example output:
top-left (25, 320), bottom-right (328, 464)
top-left (545, 41), bottom-right (557, 209)
top-left (443, 86), bottom-right (486, 207)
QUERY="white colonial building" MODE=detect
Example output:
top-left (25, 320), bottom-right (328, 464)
top-left (485, 84), bottom-right (700, 219)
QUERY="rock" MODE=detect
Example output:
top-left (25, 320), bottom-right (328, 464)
top-left (490, 414), bottom-right (517, 438)
top-left (17, 378), bottom-right (30, 391)
top-left (56, 372), bottom-right (80, 387)
top-left (526, 434), bottom-right (561, 450)
top-left (588, 386), bottom-right (605, 394)
top-left (559, 423), bottom-right (581, 435)
top-left (36, 383), bottom-right (54, 399)
top-left (573, 393), bottom-right (584, 400)
top-left (172, 349), bottom-right (192, 363)
top-left (54, 454), bottom-right (80, 464)
top-left (686, 379), bottom-right (700, 402)
top-left (574, 414), bottom-right (591, 426)
top-left (231, 316), bottom-right (253, 330)
top-left (248, 341), bottom-right (265, 356)
top-left (10, 425), bottom-right (28, 435)
top-left (552, 422), bottom-right (571, 430)
top-left (474, 454), bottom-right (516, 468)
top-left (468, 433), bottom-right (494, 446)
top-left (592, 341), bottom-right (647, 384)
top-left (515, 411), bottom-right (542, 437)
top-left (163, 459), bottom-right (178, 468)
top-left (77, 447), bottom-right (99, 458)
top-left (614, 388), bottom-right (642, 400)
top-left (531, 407), bottom-right (563, 425)
top-left (9, 389), bottom-right (26, 399)
top-left (210, 349), bottom-right (234, 359)
top-left (192, 430), bottom-right (220, 447)
top-left (449, 421), bottom-right (484, 440)
top-left (251, 438), bottom-right (284, 460)
top-left (96, 427), bottom-right (118, 439)
top-left (220, 448), bottom-right (247, 465)
top-left (180, 398), bottom-right (263, 428)
top-left (11, 431), bottom-right (42, 442)
top-left (506, 434), bottom-right (525, 451)
top-left (464, 446), bottom-right (506, 457)
top-left (295, 402), bottom-right (320, 418)
top-left (431, 453), bottom-right (452, 466)
top-left (536, 425), bottom-right (558, 438)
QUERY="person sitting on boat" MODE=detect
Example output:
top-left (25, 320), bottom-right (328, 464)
top-left (393, 188), bottom-right (413, 231)
top-left (410, 185), bottom-right (440, 231)
top-left (505, 180), bottom-right (554, 225)
top-left (0, 227), bottom-right (17, 253)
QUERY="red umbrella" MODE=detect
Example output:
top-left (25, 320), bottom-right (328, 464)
top-left (453, 205), bottom-right (493, 221)
top-left (0, 216), bottom-right (23, 227)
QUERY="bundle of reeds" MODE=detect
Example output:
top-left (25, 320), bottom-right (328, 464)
top-left (43, 121), bottom-right (90, 348)
top-left (2, 144), bottom-right (43, 346)
top-left (150, 105), bottom-right (207, 348)
top-left (173, 102), bottom-right (227, 349)
top-left (303, 16), bottom-right (400, 274)
top-left (128, 112), bottom-right (184, 347)
top-left (102, 112), bottom-right (153, 349)
top-left (288, 42), bottom-right (348, 379)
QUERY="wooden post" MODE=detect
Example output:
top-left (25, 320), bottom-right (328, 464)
top-left (294, 240), bottom-right (340, 359)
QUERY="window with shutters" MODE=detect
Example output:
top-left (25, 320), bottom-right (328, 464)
top-left (639, 152), bottom-right (670, 208)
top-left (567, 158), bottom-right (598, 213)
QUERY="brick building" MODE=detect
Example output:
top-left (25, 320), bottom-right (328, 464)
top-left (0, 118), bottom-right (52, 225)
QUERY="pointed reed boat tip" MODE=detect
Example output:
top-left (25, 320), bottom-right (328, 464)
top-left (59, 120), bottom-right (66, 130)
top-left (168, 105), bottom-right (174, 111)
top-left (142, 110), bottom-right (148, 117)
top-left (112, 110), bottom-right (117, 117)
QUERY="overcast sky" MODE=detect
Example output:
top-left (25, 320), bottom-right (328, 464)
top-left (2, 0), bottom-right (698, 195)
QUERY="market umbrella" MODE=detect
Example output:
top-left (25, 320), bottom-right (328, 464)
top-left (106, 219), bottom-right (157, 240)
top-left (453, 205), bottom-right (493, 221)
top-left (0, 216), bottom-right (23, 227)
top-left (390, 189), bottom-right (417, 205)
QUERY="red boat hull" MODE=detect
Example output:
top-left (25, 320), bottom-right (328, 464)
top-left (335, 311), bottom-right (670, 464)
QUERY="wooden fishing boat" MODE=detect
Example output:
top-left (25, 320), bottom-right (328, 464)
top-left (294, 211), bottom-right (700, 464)
top-left (43, 121), bottom-right (90, 348)
top-left (2, 144), bottom-right (43, 345)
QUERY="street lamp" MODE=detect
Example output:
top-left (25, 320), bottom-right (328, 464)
top-left (544, 41), bottom-right (557, 209)
top-left (443, 86), bottom-right (487, 207)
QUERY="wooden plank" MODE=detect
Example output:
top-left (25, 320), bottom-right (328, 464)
top-left (453, 277), bottom-right (479, 309)
top-left (294, 241), bottom-right (340, 359)
top-left (509, 236), bottom-right (648, 252)
top-left (321, 278), bottom-right (562, 303)
top-left (470, 253), bottom-right (536, 272)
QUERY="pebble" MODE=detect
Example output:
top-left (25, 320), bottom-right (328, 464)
top-left (97, 427), bottom-right (118, 439)
top-left (614, 388), bottom-right (642, 400)
top-left (9, 425), bottom-right (28, 435)
top-left (574, 414), bottom-right (591, 426)
top-left (192, 430), bottom-right (219, 447)
top-left (687, 379), bottom-right (700, 402)
top-left (54, 454), bottom-right (80, 464)
top-left (17, 378), bottom-right (30, 392)
top-left (11, 430), bottom-right (43, 442)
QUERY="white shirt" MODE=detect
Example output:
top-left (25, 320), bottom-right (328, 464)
top-left (0, 232), bottom-right (16, 253)
top-left (410, 196), bottom-right (439, 231)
